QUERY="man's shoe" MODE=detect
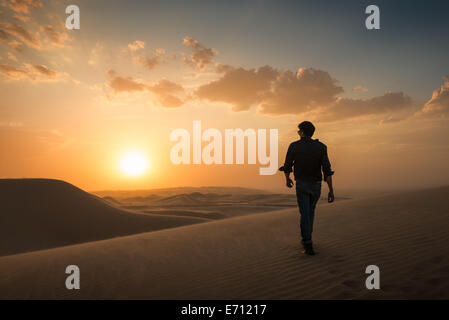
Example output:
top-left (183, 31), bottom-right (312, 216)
top-left (302, 243), bottom-right (316, 256)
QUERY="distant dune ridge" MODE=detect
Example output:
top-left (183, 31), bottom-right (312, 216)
top-left (98, 186), bottom-right (301, 220)
top-left (0, 179), bottom-right (449, 299)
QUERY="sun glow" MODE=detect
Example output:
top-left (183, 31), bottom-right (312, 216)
top-left (119, 150), bottom-right (149, 176)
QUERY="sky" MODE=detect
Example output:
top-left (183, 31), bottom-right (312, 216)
top-left (1, 0), bottom-right (449, 191)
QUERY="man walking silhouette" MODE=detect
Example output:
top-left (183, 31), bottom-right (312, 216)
top-left (280, 121), bottom-right (334, 256)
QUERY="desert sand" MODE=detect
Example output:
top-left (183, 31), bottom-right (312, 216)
top-left (0, 179), bottom-right (448, 299)
top-left (0, 179), bottom-right (210, 257)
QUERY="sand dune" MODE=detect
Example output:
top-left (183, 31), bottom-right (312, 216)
top-left (99, 186), bottom-right (302, 220)
top-left (0, 185), bottom-right (448, 299)
top-left (0, 179), bottom-right (206, 257)
top-left (94, 186), bottom-right (274, 200)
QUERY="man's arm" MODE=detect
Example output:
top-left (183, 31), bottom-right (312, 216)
top-left (326, 175), bottom-right (334, 202)
top-left (321, 145), bottom-right (335, 202)
top-left (284, 171), bottom-right (294, 188)
top-left (281, 143), bottom-right (295, 188)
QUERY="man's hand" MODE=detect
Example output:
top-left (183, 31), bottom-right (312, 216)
top-left (326, 175), bottom-right (334, 203)
top-left (286, 177), bottom-right (294, 188)
top-left (328, 191), bottom-right (335, 203)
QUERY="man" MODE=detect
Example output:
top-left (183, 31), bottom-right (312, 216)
top-left (279, 121), bottom-right (334, 256)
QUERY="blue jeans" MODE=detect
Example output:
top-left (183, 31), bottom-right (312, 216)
top-left (295, 180), bottom-right (321, 245)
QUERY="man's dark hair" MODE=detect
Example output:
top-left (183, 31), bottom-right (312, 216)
top-left (298, 121), bottom-right (315, 137)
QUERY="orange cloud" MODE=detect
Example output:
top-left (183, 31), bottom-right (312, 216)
top-left (318, 92), bottom-right (413, 122)
top-left (7, 52), bottom-right (18, 62)
top-left (0, 22), bottom-right (40, 49)
top-left (353, 85), bottom-right (368, 92)
top-left (0, 29), bottom-right (9, 40)
top-left (148, 80), bottom-right (185, 108)
top-left (0, 63), bottom-right (59, 81)
top-left (125, 41), bottom-right (165, 71)
top-left (128, 40), bottom-right (145, 51)
top-left (215, 63), bottom-right (234, 73)
top-left (1, 19), bottom-right (69, 51)
top-left (183, 37), bottom-right (216, 70)
top-left (419, 76), bottom-right (449, 118)
top-left (13, 13), bottom-right (30, 22)
top-left (108, 75), bottom-right (147, 93)
top-left (196, 65), bottom-right (277, 111)
top-left (7, 40), bottom-right (23, 51)
top-left (40, 24), bottom-right (69, 47)
top-left (259, 68), bottom-right (343, 115)
top-left (31, 64), bottom-right (57, 77)
top-left (139, 56), bottom-right (162, 70)
top-left (0, 64), bottom-right (28, 79)
top-left (107, 71), bottom-right (186, 108)
top-left (194, 64), bottom-right (418, 122)
top-left (1, 0), bottom-right (42, 14)
top-left (196, 66), bottom-right (342, 114)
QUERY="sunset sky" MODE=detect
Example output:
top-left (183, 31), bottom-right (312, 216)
top-left (1, 0), bottom-right (449, 191)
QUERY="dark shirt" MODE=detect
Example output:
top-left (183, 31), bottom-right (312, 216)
top-left (281, 137), bottom-right (334, 182)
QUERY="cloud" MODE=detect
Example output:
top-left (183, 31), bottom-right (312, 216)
top-left (31, 63), bottom-right (57, 77)
top-left (13, 13), bottom-right (30, 22)
top-left (7, 39), bottom-right (22, 51)
top-left (124, 41), bottom-right (165, 71)
top-left (1, 0), bottom-right (42, 14)
top-left (353, 85), bottom-right (368, 92)
top-left (0, 22), bottom-right (40, 49)
top-left (215, 63), bottom-right (234, 73)
top-left (419, 76), bottom-right (449, 118)
top-left (259, 68), bottom-right (343, 115)
top-left (318, 91), bottom-right (413, 122)
top-left (108, 75), bottom-right (147, 93)
top-left (0, 29), bottom-right (9, 40)
top-left (196, 66), bottom-right (342, 114)
top-left (128, 40), bottom-right (145, 51)
top-left (378, 116), bottom-right (404, 125)
top-left (1, 19), bottom-right (69, 51)
top-left (194, 63), bottom-right (417, 123)
top-left (0, 62), bottom-right (60, 81)
top-left (107, 71), bottom-right (186, 107)
top-left (139, 55), bottom-right (161, 70)
top-left (40, 24), bottom-right (69, 47)
top-left (7, 52), bottom-right (17, 62)
top-left (148, 80), bottom-right (185, 107)
top-left (0, 64), bottom-right (28, 79)
top-left (195, 65), bottom-right (278, 111)
top-left (183, 37), bottom-right (216, 70)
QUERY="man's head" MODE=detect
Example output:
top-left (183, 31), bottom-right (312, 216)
top-left (298, 121), bottom-right (315, 138)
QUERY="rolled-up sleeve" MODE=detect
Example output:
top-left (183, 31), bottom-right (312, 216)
top-left (281, 143), bottom-right (295, 173)
top-left (321, 146), bottom-right (334, 181)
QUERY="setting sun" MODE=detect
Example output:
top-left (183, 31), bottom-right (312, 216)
top-left (119, 151), bottom-right (149, 176)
